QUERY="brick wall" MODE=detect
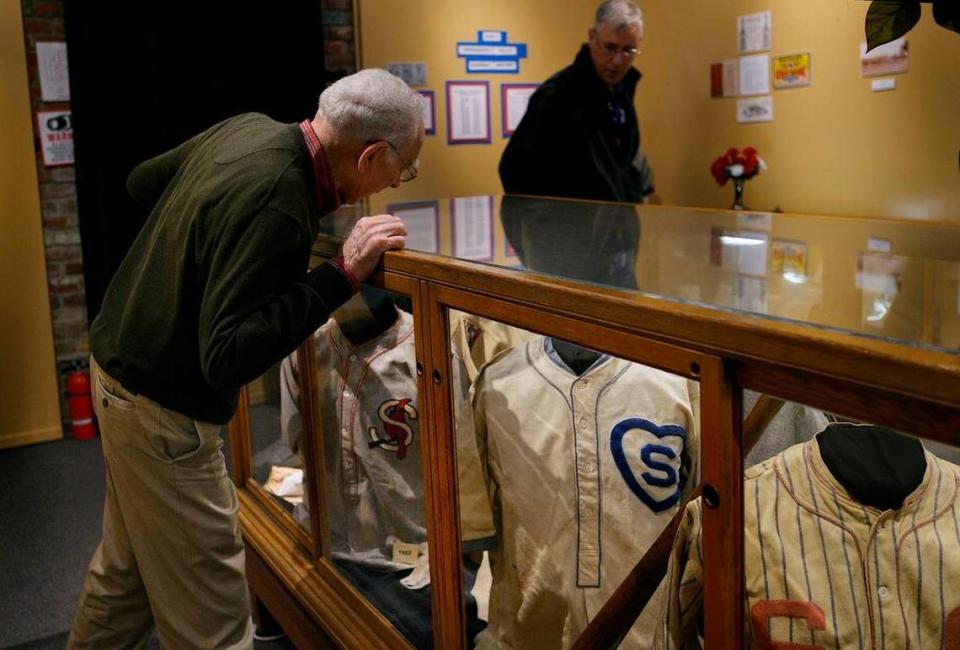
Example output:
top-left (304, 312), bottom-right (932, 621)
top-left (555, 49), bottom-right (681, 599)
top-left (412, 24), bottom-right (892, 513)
top-left (322, 0), bottom-right (358, 76)
top-left (21, 0), bottom-right (88, 429)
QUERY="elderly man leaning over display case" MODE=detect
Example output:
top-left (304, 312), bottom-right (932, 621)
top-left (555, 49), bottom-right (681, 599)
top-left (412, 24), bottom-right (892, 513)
top-left (67, 69), bottom-right (424, 650)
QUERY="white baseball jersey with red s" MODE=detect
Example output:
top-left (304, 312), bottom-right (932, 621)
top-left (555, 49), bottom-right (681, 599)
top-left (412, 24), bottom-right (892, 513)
top-left (657, 437), bottom-right (960, 649)
top-left (312, 309), bottom-right (426, 571)
top-left (462, 337), bottom-right (700, 649)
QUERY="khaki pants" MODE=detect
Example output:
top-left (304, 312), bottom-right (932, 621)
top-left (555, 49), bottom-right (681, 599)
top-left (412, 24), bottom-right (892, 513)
top-left (68, 358), bottom-right (253, 649)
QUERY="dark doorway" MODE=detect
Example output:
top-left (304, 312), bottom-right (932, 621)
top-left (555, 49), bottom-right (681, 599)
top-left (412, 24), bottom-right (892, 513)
top-left (64, 1), bottom-right (332, 318)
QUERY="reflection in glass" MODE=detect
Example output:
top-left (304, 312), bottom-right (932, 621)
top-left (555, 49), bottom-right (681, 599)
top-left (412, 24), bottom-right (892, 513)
top-left (298, 287), bottom-right (433, 647)
top-left (661, 404), bottom-right (960, 649)
top-left (452, 314), bottom-right (700, 648)
top-left (248, 364), bottom-right (310, 534)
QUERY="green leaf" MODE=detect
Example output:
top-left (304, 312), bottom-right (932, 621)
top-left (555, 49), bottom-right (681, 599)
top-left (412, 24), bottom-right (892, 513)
top-left (933, 0), bottom-right (960, 34)
top-left (865, 1), bottom-right (922, 51)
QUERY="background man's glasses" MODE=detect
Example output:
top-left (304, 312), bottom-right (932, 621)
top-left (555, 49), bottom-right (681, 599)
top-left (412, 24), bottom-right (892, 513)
top-left (384, 140), bottom-right (419, 183)
top-left (596, 41), bottom-right (639, 60)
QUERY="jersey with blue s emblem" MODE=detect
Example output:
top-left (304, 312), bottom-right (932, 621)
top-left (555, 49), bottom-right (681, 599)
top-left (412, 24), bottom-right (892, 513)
top-left (463, 337), bottom-right (699, 650)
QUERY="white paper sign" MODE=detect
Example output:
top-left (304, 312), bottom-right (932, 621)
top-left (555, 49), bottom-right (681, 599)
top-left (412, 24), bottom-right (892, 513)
top-left (447, 83), bottom-right (490, 143)
top-left (452, 197), bottom-right (494, 260)
top-left (739, 54), bottom-right (770, 96)
top-left (738, 11), bottom-right (771, 54)
top-left (723, 59), bottom-right (739, 97)
top-left (37, 110), bottom-right (74, 166)
top-left (37, 42), bottom-right (70, 102)
top-left (737, 96), bottom-right (774, 123)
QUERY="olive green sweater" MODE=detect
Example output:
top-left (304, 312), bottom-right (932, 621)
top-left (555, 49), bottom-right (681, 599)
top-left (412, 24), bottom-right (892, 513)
top-left (90, 113), bottom-right (353, 424)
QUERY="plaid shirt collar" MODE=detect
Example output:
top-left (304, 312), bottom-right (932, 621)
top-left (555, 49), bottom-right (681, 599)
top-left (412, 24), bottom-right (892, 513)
top-left (299, 119), bottom-right (340, 214)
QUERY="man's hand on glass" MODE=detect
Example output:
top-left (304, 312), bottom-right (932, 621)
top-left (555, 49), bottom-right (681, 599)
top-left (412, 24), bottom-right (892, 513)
top-left (341, 214), bottom-right (407, 282)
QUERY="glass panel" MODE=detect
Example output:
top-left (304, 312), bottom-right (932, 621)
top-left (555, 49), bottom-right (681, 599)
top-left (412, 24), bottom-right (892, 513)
top-left (310, 286), bottom-right (432, 647)
top-left (323, 197), bottom-right (960, 354)
top-left (738, 394), bottom-right (960, 648)
top-left (448, 310), bottom-right (701, 647)
top-left (248, 363), bottom-right (311, 534)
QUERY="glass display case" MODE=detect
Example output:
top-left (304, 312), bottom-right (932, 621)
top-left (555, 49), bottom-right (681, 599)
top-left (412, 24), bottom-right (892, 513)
top-left (229, 194), bottom-right (960, 649)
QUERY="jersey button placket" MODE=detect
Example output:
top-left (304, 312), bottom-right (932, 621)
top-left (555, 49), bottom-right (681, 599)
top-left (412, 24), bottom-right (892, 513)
top-left (573, 385), bottom-right (600, 587)
top-left (342, 355), bottom-right (363, 501)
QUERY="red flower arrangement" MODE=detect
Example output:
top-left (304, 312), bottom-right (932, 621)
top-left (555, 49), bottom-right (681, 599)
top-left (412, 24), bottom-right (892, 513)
top-left (710, 147), bottom-right (766, 186)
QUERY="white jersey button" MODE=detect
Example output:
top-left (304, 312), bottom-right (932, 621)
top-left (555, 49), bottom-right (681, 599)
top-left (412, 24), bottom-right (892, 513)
top-left (579, 417), bottom-right (589, 428)
top-left (578, 381), bottom-right (589, 390)
top-left (583, 507), bottom-right (593, 518)
top-left (878, 586), bottom-right (889, 599)
top-left (349, 354), bottom-right (358, 361)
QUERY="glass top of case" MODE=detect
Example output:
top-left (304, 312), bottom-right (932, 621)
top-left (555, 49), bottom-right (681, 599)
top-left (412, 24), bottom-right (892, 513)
top-left (318, 194), bottom-right (960, 355)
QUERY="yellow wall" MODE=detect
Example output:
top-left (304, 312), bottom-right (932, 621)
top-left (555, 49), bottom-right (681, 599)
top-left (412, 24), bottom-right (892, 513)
top-left (0, 0), bottom-right (63, 447)
top-left (639, 0), bottom-right (960, 220)
top-left (357, 0), bottom-right (595, 203)
top-left (358, 0), bottom-right (960, 221)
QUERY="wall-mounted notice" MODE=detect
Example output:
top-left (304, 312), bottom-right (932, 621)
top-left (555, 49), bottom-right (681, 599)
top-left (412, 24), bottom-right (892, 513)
top-left (387, 201), bottom-right (440, 253)
top-left (723, 59), bottom-right (739, 97)
top-left (711, 60), bottom-right (739, 97)
top-left (37, 42), bottom-right (70, 102)
top-left (418, 90), bottom-right (436, 136)
top-left (739, 54), bottom-right (770, 96)
top-left (501, 83), bottom-right (538, 137)
top-left (710, 63), bottom-right (723, 98)
top-left (387, 61), bottom-right (427, 86)
top-left (737, 11), bottom-right (771, 54)
top-left (773, 52), bottom-right (811, 89)
top-left (737, 96), bottom-right (773, 123)
top-left (451, 196), bottom-right (494, 261)
top-left (860, 37), bottom-right (908, 77)
top-left (37, 110), bottom-right (74, 166)
top-left (446, 81), bottom-right (490, 144)
top-left (456, 30), bottom-right (528, 74)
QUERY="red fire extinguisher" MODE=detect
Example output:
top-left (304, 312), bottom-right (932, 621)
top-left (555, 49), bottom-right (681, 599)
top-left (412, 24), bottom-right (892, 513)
top-left (67, 364), bottom-right (98, 440)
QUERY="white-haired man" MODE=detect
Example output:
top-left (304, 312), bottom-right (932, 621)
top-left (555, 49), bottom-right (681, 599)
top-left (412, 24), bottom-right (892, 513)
top-left (499, 0), bottom-right (654, 203)
top-left (68, 68), bottom-right (424, 650)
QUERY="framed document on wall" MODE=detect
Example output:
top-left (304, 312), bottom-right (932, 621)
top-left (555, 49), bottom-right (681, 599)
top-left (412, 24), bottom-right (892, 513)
top-left (445, 81), bottom-right (491, 144)
top-left (418, 90), bottom-right (436, 136)
top-left (501, 83), bottom-right (538, 137)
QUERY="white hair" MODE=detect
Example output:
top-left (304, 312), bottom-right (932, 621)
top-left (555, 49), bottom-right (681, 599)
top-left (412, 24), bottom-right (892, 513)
top-left (316, 68), bottom-right (422, 155)
top-left (594, 0), bottom-right (643, 32)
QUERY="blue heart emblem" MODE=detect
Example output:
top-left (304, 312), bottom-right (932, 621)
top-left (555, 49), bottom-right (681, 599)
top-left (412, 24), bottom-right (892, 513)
top-left (610, 417), bottom-right (686, 512)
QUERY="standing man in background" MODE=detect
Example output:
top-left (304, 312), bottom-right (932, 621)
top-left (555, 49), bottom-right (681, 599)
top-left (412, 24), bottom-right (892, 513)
top-left (68, 68), bottom-right (424, 650)
top-left (499, 0), bottom-right (654, 203)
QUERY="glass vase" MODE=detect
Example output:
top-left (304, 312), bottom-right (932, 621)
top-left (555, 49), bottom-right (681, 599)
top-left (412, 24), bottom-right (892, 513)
top-left (732, 179), bottom-right (745, 210)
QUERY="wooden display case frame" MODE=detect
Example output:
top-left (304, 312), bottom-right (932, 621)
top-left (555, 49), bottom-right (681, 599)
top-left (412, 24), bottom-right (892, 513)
top-left (230, 241), bottom-right (960, 649)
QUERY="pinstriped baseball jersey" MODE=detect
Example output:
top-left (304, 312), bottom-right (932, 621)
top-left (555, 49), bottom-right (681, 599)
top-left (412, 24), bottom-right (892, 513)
top-left (283, 309), bottom-right (426, 571)
top-left (658, 435), bottom-right (960, 650)
top-left (464, 337), bottom-right (699, 649)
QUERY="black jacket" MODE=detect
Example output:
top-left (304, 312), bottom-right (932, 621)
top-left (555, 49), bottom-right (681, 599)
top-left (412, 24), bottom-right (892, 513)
top-left (499, 44), bottom-right (653, 203)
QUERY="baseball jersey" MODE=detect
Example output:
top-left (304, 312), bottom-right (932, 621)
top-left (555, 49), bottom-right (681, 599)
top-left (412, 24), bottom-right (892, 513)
top-left (281, 309), bottom-right (426, 571)
top-left (658, 435), bottom-right (960, 649)
top-left (462, 336), bottom-right (700, 649)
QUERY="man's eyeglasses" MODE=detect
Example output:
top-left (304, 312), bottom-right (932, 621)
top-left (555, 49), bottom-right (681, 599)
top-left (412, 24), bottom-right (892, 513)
top-left (595, 41), bottom-right (639, 60)
top-left (384, 140), bottom-right (419, 183)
